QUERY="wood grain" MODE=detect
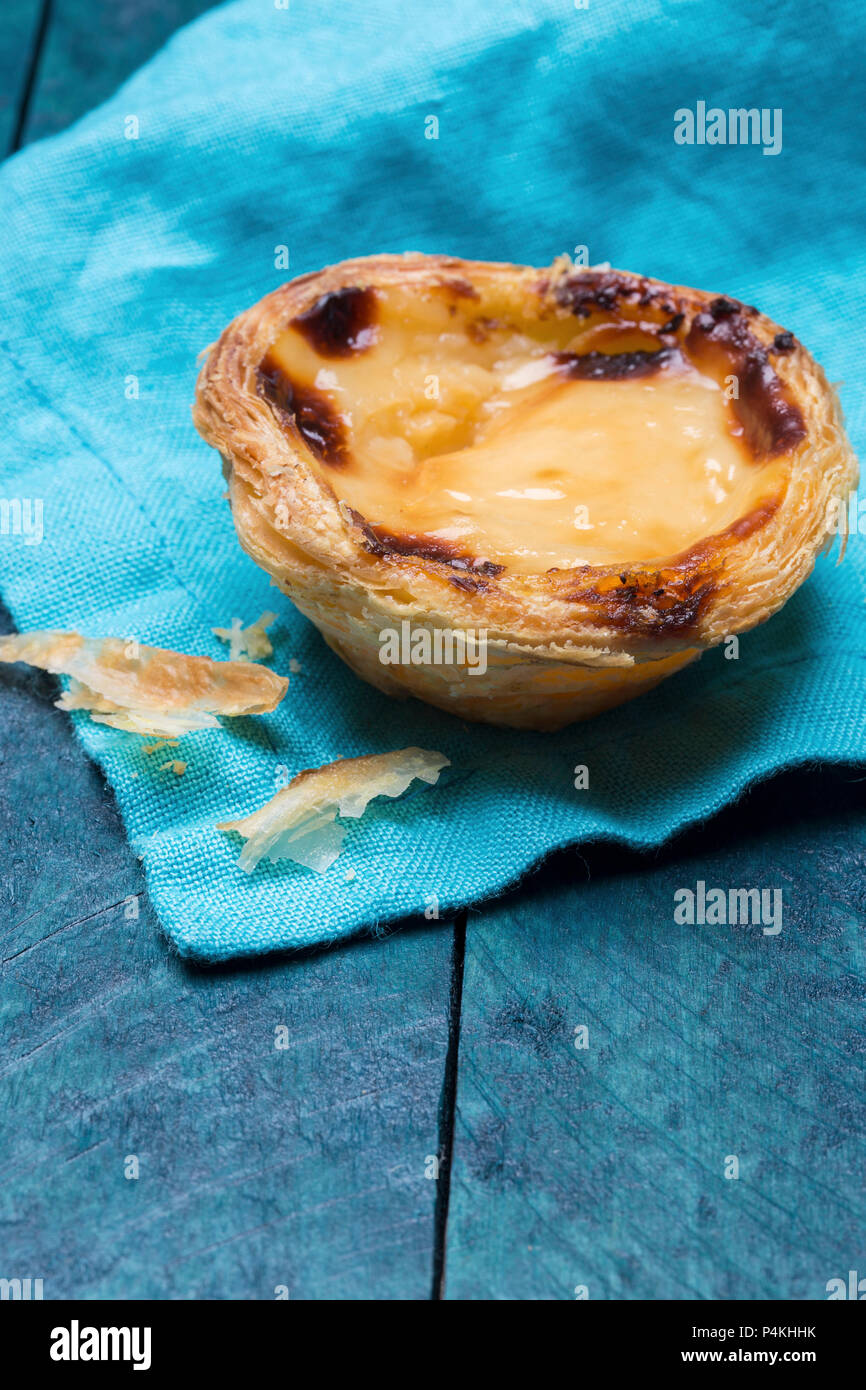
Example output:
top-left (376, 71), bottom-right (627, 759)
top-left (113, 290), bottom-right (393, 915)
top-left (2, 0), bottom-right (864, 1304)
top-left (0, 1), bottom-right (44, 153)
top-left (0, 0), bottom-right (453, 1300)
top-left (0, 604), bottom-right (455, 1297)
top-left (18, 0), bottom-right (218, 146)
top-left (445, 771), bottom-right (866, 1299)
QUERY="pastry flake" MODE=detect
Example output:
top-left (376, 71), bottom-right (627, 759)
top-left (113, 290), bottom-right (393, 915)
top-left (217, 746), bottom-right (449, 873)
top-left (0, 630), bottom-right (288, 737)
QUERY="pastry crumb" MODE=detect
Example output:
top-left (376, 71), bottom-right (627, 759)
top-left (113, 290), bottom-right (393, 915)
top-left (212, 611), bottom-right (277, 662)
top-left (144, 738), bottom-right (180, 756)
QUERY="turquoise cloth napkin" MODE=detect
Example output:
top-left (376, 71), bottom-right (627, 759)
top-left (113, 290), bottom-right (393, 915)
top-left (0, 0), bottom-right (864, 959)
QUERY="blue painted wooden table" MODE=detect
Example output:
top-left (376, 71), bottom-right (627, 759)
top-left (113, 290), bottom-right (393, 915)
top-left (2, 0), bottom-right (864, 1301)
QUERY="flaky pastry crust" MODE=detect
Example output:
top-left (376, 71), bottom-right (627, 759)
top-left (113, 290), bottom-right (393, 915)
top-left (193, 255), bottom-right (857, 730)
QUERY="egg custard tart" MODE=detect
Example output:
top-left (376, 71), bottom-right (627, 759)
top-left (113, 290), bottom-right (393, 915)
top-left (193, 254), bottom-right (857, 730)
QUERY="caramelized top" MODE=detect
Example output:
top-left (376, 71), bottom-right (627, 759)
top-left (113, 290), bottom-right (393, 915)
top-left (257, 272), bottom-right (803, 577)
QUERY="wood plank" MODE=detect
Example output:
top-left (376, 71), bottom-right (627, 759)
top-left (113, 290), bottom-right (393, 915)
top-left (444, 771), bottom-right (866, 1299)
top-left (0, 1), bottom-right (43, 154)
top-left (0, 606), bottom-right (454, 1298)
top-left (0, 0), bottom-right (453, 1298)
top-left (18, 0), bottom-right (220, 146)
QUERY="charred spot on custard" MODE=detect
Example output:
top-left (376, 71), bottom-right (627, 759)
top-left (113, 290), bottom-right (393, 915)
top-left (552, 275), bottom-right (806, 457)
top-left (554, 269), bottom-right (632, 317)
top-left (291, 285), bottom-right (379, 358)
top-left (257, 353), bottom-right (350, 468)
top-left (346, 509), bottom-right (504, 584)
top-left (448, 572), bottom-right (491, 593)
top-left (549, 270), bottom-right (701, 347)
top-left (466, 316), bottom-right (501, 344)
top-left (560, 566), bottom-right (716, 637)
top-left (686, 307), bottom-right (806, 459)
top-left (437, 277), bottom-right (480, 301)
top-left (553, 269), bottom-right (661, 320)
top-left (551, 496), bottom-right (781, 638)
top-left (553, 345), bottom-right (679, 381)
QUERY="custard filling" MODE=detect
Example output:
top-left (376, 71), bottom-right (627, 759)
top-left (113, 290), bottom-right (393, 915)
top-left (261, 282), bottom-right (790, 575)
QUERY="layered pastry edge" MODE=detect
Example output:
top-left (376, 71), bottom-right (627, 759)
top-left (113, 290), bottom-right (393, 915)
top-left (192, 254), bottom-right (857, 726)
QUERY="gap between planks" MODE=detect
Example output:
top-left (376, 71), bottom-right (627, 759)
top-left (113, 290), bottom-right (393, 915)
top-left (9, 0), bottom-right (53, 154)
top-left (430, 909), bottom-right (467, 1299)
